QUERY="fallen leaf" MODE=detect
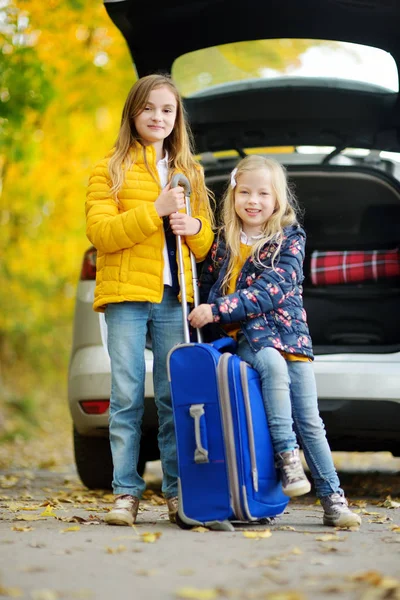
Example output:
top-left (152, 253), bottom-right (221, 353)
top-left (348, 570), bottom-right (383, 585)
top-left (141, 531), bottom-right (162, 543)
top-left (0, 475), bottom-right (19, 488)
top-left (321, 584), bottom-right (354, 594)
top-left (318, 545), bottom-right (341, 553)
top-left (350, 500), bottom-right (367, 508)
top-left (390, 525), bottom-right (400, 533)
top-left (60, 526), bottom-right (81, 533)
top-left (360, 510), bottom-right (381, 516)
top-left (31, 589), bottom-right (59, 600)
top-left (261, 570), bottom-right (290, 585)
top-left (262, 592), bottom-right (306, 600)
top-left (243, 529), bottom-right (272, 539)
top-left (0, 584), bottom-right (23, 597)
top-left (379, 496), bottom-right (400, 509)
top-left (15, 515), bottom-right (44, 522)
top-left (175, 588), bottom-right (219, 600)
top-left (368, 516), bottom-right (391, 524)
top-left (20, 567), bottom-right (47, 574)
top-left (105, 545), bottom-right (127, 554)
top-left (191, 527), bottom-right (209, 533)
top-left (40, 506), bottom-right (57, 518)
top-left (315, 534), bottom-right (346, 542)
top-left (57, 516), bottom-right (101, 525)
top-left (11, 526), bottom-right (34, 532)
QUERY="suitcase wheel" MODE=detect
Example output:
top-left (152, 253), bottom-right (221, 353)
top-left (175, 512), bottom-right (194, 530)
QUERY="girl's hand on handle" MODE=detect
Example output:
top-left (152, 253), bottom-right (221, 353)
top-left (155, 182), bottom-right (185, 217)
top-left (188, 304), bottom-right (213, 328)
top-left (169, 213), bottom-right (201, 236)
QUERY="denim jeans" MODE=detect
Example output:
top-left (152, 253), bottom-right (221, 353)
top-left (105, 287), bottom-right (184, 499)
top-left (237, 335), bottom-right (343, 498)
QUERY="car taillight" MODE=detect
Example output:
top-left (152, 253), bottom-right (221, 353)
top-left (80, 400), bottom-right (109, 415)
top-left (80, 247), bottom-right (97, 280)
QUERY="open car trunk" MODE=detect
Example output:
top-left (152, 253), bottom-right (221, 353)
top-left (205, 164), bottom-right (400, 355)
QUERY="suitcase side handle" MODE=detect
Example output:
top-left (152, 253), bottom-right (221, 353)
top-left (171, 173), bottom-right (202, 343)
top-left (189, 404), bottom-right (209, 464)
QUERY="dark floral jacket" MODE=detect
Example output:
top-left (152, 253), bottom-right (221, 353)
top-left (199, 225), bottom-right (314, 359)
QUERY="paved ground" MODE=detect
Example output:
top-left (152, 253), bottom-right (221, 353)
top-left (1, 456), bottom-right (400, 600)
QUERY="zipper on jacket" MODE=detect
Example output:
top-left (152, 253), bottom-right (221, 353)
top-left (217, 353), bottom-right (245, 521)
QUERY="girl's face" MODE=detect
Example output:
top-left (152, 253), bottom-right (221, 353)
top-left (234, 168), bottom-right (277, 237)
top-left (134, 85), bottom-right (177, 148)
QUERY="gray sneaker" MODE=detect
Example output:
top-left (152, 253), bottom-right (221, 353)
top-left (275, 448), bottom-right (311, 497)
top-left (320, 493), bottom-right (362, 528)
top-left (104, 494), bottom-right (139, 526)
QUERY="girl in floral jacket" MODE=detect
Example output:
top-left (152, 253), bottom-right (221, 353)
top-left (188, 155), bottom-right (360, 528)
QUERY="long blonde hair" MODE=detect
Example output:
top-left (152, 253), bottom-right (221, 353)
top-left (220, 155), bottom-right (299, 293)
top-left (108, 73), bottom-right (214, 223)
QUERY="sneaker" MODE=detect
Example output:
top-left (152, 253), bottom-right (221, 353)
top-left (104, 494), bottom-right (139, 526)
top-left (320, 493), bottom-right (362, 528)
top-left (166, 496), bottom-right (179, 524)
top-left (275, 448), bottom-right (311, 497)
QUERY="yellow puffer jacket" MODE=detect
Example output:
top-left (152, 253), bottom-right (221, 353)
top-left (85, 143), bottom-right (214, 312)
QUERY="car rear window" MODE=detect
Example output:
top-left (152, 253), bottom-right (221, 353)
top-left (172, 39), bottom-right (398, 97)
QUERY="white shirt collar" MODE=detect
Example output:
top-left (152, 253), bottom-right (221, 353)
top-left (240, 230), bottom-right (264, 245)
top-left (157, 150), bottom-right (169, 165)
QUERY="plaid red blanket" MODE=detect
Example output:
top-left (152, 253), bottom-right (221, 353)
top-left (310, 248), bottom-right (400, 285)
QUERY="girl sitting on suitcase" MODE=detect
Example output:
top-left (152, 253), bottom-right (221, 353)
top-left (188, 155), bottom-right (361, 528)
top-left (86, 74), bottom-right (214, 526)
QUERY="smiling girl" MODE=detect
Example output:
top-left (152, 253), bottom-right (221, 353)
top-left (188, 155), bottom-right (361, 528)
top-left (86, 74), bottom-right (214, 526)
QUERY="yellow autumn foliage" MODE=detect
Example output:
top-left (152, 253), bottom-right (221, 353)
top-left (0, 0), bottom-right (133, 376)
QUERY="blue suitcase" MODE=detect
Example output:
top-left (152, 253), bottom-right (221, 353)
top-left (167, 174), bottom-right (288, 531)
top-left (168, 338), bottom-right (289, 530)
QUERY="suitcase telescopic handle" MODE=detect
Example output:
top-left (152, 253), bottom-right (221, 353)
top-left (171, 174), bottom-right (203, 344)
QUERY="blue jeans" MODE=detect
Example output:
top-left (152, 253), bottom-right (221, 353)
top-left (105, 287), bottom-right (184, 499)
top-left (237, 335), bottom-right (343, 498)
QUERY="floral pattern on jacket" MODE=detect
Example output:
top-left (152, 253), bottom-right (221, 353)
top-left (199, 225), bottom-right (314, 359)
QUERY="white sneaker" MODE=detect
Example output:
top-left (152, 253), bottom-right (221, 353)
top-left (275, 448), bottom-right (311, 497)
top-left (104, 494), bottom-right (139, 526)
top-left (320, 493), bottom-right (361, 527)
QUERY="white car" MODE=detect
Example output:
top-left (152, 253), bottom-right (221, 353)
top-left (68, 0), bottom-right (400, 489)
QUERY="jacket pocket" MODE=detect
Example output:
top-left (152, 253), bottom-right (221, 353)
top-left (119, 249), bottom-right (130, 283)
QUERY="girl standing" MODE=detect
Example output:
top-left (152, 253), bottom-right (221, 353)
top-left (86, 74), bottom-right (214, 526)
top-left (188, 155), bottom-right (360, 528)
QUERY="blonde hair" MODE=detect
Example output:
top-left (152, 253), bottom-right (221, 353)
top-left (108, 74), bottom-right (214, 223)
top-left (220, 155), bottom-right (299, 293)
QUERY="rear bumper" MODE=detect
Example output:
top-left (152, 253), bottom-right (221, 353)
top-left (68, 345), bottom-right (155, 436)
top-left (314, 352), bottom-right (400, 401)
top-left (314, 353), bottom-right (400, 453)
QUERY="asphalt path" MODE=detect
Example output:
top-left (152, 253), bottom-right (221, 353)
top-left (1, 455), bottom-right (400, 600)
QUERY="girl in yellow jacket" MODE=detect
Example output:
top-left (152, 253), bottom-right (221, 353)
top-left (86, 74), bottom-right (214, 526)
